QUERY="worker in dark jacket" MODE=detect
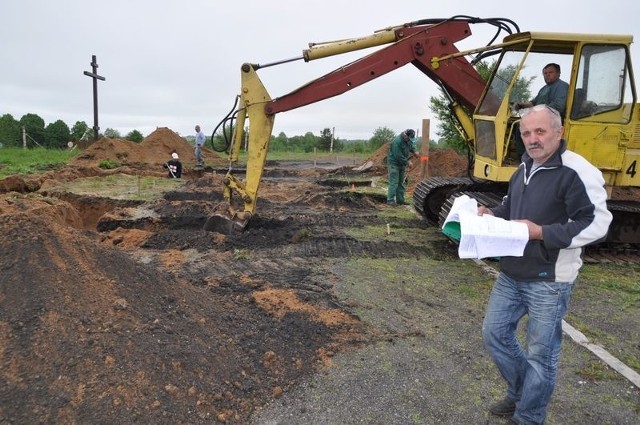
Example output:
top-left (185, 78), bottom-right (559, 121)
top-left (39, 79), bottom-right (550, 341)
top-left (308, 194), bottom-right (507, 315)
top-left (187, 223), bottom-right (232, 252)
top-left (479, 104), bottom-right (611, 425)
top-left (515, 63), bottom-right (569, 117)
top-left (164, 152), bottom-right (182, 178)
top-left (386, 129), bottom-right (418, 205)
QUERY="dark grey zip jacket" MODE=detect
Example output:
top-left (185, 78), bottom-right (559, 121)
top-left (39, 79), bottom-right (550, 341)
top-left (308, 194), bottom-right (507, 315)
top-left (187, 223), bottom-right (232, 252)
top-left (491, 140), bottom-right (612, 282)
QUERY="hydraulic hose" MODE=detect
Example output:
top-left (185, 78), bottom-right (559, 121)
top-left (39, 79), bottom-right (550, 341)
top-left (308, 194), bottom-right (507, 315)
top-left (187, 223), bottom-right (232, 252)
top-left (211, 96), bottom-right (240, 152)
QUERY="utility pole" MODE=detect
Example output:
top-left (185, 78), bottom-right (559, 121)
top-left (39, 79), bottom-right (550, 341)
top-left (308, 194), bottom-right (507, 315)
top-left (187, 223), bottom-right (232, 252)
top-left (420, 119), bottom-right (431, 179)
top-left (330, 127), bottom-right (335, 153)
top-left (83, 55), bottom-right (106, 141)
top-left (21, 126), bottom-right (41, 148)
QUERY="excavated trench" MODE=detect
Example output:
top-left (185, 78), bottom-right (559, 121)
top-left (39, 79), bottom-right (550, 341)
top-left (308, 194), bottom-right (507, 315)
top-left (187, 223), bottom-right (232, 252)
top-left (89, 177), bottom-right (453, 260)
top-left (43, 191), bottom-right (145, 230)
top-left (35, 169), bottom-right (457, 300)
top-left (36, 171), bottom-right (456, 301)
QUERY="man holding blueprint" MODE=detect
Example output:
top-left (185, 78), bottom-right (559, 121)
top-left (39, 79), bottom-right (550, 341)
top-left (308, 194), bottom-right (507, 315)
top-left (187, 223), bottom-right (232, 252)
top-left (442, 194), bottom-right (529, 259)
top-left (477, 105), bottom-right (612, 425)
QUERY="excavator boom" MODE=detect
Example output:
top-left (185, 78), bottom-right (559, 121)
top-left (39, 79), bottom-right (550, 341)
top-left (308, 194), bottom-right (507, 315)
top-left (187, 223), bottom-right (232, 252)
top-left (205, 17), bottom-right (510, 233)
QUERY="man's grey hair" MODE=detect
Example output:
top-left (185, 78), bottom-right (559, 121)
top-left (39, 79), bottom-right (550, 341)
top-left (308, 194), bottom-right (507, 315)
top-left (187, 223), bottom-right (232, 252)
top-left (520, 104), bottom-right (562, 129)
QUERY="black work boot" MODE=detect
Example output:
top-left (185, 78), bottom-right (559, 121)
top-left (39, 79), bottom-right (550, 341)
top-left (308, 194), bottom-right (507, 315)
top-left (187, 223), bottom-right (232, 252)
top-left (489, 397), bottom-right (516, 417)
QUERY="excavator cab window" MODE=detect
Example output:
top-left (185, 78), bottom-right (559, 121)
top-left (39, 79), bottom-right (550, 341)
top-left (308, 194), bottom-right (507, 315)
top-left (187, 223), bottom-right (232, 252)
top-left (479, 50), bottom-right (573, 116)
top-left (476, 49), bottom-right (574, 161)
top-left (478, 50), bottom-right (525, 116)
top-left (572, 44), bottom-right (635, 122)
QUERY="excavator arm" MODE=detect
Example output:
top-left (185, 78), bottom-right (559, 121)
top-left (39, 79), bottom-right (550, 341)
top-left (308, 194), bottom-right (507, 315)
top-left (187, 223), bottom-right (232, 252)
top-left (204, 17), bottom-right (514, 233)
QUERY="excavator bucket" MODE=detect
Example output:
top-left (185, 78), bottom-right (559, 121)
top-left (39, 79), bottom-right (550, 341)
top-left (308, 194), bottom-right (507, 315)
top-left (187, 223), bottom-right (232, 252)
top-left (203, 213), bottom-right (249, 234)
top-left (202, 202), bottom-right (251, 234)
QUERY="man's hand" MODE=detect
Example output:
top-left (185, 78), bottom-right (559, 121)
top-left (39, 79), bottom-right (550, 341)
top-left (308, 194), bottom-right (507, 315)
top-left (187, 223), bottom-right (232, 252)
top-left (514, 219), bottom-right (543, 240)
top-left (479, 208), bottom-right (542, 240)
top-left (514, 101), bottom-right (534, 110)
top-left (477, 206), bottom-right (493, 216)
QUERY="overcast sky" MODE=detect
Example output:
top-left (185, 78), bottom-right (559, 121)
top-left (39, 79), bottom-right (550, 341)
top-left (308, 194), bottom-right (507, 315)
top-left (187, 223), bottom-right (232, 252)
top-left (2, 0), bottom-right (639, 141)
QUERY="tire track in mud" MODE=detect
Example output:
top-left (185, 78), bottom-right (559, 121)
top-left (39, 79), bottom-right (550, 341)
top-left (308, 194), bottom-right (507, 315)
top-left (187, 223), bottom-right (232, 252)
top-left (291, 236), bottom-right (438, 258)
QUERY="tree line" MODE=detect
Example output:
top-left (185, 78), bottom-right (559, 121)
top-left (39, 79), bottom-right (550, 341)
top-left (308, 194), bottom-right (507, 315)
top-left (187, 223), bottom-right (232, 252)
top-left (0, 113), bottom-right (144, 149)
top-left (236, 126), bottom-right (408, 154)
top-left (0, 110), bottom-right (413, 155)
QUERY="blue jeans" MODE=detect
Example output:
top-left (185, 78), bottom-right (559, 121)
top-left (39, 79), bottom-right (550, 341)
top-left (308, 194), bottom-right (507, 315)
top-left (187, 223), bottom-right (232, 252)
top-left (482, 272), bottom-right (574, 425)
top-left (387, 163), bottom-right (406, 203)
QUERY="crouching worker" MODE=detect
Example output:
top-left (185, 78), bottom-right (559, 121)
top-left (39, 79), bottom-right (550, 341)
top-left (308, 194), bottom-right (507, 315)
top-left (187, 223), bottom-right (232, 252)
top-left (164, 152), bottom-right (182, 178)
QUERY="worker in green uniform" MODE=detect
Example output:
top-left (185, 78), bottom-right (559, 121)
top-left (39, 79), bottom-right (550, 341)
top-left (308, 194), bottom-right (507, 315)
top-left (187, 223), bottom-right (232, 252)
top-left (387, 129), bottom-right (418, 205)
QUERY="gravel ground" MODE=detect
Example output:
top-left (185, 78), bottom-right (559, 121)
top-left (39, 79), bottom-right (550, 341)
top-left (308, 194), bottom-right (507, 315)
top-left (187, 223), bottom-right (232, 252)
top-left (250, 225), bottom-right (640, 425)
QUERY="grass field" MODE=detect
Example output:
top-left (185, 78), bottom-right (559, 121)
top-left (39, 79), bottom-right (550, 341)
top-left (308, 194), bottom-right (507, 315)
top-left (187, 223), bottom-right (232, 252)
top-left (0, 147), bottom-right (77, 178)
top-left (0, 147), bottom-right (372, 179)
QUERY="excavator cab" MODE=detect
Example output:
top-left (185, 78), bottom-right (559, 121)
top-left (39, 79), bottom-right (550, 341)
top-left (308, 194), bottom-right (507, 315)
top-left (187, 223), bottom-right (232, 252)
top-left (471, 32), bottom-right (638, 190)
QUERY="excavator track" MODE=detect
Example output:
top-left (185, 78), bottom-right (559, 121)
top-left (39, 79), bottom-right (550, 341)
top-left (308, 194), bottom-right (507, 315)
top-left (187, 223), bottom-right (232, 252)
top-left (606, 201), bottom-right (640, 244)
top-left (413, 177), bottom-right (640, 264)
top-left (413, 177), bottom-right (507, 225)
top-left (587, 200), bottom-right (640, 264)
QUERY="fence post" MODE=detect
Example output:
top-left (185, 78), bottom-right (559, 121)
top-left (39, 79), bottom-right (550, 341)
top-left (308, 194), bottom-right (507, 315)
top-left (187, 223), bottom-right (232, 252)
top-left (420, 119), bottom-right (430, 180)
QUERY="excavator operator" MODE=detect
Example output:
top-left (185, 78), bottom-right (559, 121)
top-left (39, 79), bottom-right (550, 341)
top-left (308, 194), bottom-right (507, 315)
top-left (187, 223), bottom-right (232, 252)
top-left (514, 63), bottom-right (569, 116)
top-left (513, 63), bottom-right (569, 156)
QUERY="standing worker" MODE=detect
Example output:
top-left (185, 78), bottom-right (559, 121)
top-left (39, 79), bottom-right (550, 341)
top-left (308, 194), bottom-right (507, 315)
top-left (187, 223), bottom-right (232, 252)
top-left (194, 125), bottom-right (205, 166)
top-left (386, 129), bottom-right (419, 205)
top-left (478, 104), bottom-right (611, 425)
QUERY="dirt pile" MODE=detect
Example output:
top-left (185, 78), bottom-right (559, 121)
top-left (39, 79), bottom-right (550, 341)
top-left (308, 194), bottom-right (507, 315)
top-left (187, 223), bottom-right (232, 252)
top-left (70, 127), bottom-right (223, 168)
top-left (363, 142), bottom-right (468, 190)
top-left (0, 127), bottom-right (229, 195)
top-left (0, 179), bottom-right (368, 423)
top-left (141, 127), bottom-right (210, 165)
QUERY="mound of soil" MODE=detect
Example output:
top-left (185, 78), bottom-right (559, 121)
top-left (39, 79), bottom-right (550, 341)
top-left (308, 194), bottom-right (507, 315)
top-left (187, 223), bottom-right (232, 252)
top-left (0, 179), bottom-right (370, 424)
top-left (3, 131), bottom-right (412, 423)
top-left (363, 142), bottom-right (468, 191)
top-left (1, 133), bottom-right (469, 423)
top-left (70, 127), bottom-right (224, 168)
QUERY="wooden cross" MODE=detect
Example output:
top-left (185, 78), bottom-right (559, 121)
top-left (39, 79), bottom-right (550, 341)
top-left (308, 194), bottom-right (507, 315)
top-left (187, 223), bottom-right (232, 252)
top-left (83, 55), bottom-right (106, 141)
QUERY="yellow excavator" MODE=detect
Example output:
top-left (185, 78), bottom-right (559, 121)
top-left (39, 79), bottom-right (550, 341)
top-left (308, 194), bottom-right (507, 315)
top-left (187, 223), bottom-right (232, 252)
top-left (204, 16), bottom-right (640, 247)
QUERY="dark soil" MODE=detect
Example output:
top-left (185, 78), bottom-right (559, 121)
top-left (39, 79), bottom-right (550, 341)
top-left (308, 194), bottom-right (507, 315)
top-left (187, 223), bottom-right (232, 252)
top-left (0, 131), bottom-right (460, 423)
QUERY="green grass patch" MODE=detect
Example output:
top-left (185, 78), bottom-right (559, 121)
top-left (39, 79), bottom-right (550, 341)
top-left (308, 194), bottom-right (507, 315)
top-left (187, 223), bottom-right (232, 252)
top-left (565, 262), bottom-right (640, 375)
top-left (577, 263), bottom-right (640, 309)
top-left (263, 151), bottom-right (369, 162)
top-left (345, 220), bottom-right (426, 244)
top-left (577, 360), bottom-right (622, 381)
top-left (233, 248), bottom-right (251, 260)
top-left (47, 174), bottom-right (184, 201)
top-left (98, 159), bottom-right (121, 169)
top-left (0, 147), bottom-right (78, 178)
top-left (335, 256), bottom-right (494, 333)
